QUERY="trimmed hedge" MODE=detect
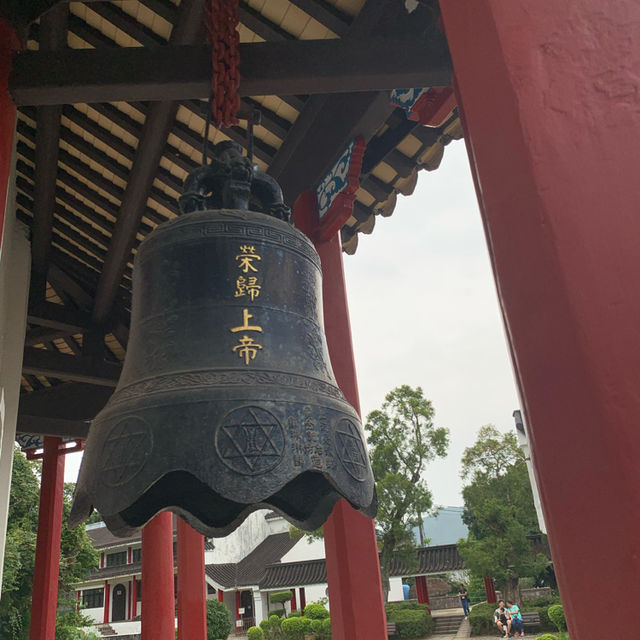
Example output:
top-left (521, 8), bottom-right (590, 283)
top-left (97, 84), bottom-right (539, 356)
top-left (247, 626), bottom-right (264, 640)
top-left (259, 614), bottom-right (283, 640)
top-left (310, 618), bottom-right (332, 640)
top-left (468, 602), bottom-right (496, 636)
top-left (385, 602), bottom-right (433, 640)
top-left (534, 635), bottom-right (558, 640)
top-left (281, 617), bottom-right (307, 640)
top-left (270, 590), bottom-right (294, 605)
top-left (304, 603), bottom-right (330, 620)
top-left (547, 605), bottom-right (566, 632)
top-left (206, 600), bottom-right (232, 640)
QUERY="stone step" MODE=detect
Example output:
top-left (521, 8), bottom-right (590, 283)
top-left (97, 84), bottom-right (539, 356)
top-left (432, 614), bottom-right (464, 635)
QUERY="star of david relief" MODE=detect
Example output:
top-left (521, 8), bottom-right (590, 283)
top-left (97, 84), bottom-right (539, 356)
top-left (216, 406), bottom-right (285, 476)
top-left (335, 418), bottom-right (368, 481)
top-left (100, 417), bottom-right (152, 487)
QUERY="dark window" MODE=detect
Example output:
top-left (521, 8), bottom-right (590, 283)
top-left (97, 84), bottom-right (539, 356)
top-left (132, 548), bottom-right (141, 563)
top-left (137, 579), bottom-right (142, 601)
top-left (207, 584), bottom-right (215, 595)
top-left (82, 588), bottom-right (104, 609)
top-left (106, 551), bottom-right (127, 567)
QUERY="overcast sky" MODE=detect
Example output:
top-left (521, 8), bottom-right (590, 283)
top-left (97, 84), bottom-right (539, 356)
top-left (64, 139), bottom-right (520, 509)
top-left (343, 140), bottom-right (520, 507)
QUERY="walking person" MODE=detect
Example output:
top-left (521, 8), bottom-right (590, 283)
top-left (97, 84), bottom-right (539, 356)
top-left (458, 584), bottom-right (470, 618)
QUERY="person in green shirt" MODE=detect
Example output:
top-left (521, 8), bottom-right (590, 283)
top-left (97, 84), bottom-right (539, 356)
top-left (506, 601), bottom-right (524, 637)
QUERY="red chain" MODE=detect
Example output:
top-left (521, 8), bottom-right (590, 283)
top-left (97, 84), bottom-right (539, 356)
top-left (206, 0), bottom-right (240, 128)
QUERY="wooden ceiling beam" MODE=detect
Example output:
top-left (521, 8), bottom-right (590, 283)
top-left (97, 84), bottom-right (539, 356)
top-left (16, 415), bottom-right (90, 439)
top-left (286, 0), bottom-right (351, 36)
top-left (22, 346), bottom-right (121, 387)
top-left (18, 382), bottom-right (113, 421)
top-left (10, 38), bottom-right (452, 106)
top-left (91, 0), bottom-right (207, 326)
top-left (29, 3), bottom-right (67, 302)
top-left (27, 301), bottom-right (91, 334)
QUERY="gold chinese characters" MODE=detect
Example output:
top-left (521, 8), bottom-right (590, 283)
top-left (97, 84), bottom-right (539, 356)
top-left (230, 246), bottom-right (264, 365)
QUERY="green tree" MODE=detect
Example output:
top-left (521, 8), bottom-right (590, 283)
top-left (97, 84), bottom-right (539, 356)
top-left (366, 385), bottom-right (449, 599)
top-left (0, 447), bottom-right (99, 640)
top-left (458, 426), bottom-right (548, 603)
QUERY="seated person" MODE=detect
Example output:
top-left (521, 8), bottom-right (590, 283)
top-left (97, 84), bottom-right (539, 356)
top-left (494, 601), bottom-right (511, 637)
top-left (506, 601), bottom-right (524, 637)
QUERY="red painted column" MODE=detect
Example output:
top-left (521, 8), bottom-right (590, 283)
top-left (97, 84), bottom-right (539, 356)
top-left (299, 587), bottom-right (306, 613)
top-left (290, 589), bottom-right (297, 612)
top-left (103, 582), bottom-right (111, 624)
top-left (483, 577), bottom-right (496, 604)
top-left (294, 199), bottom-right (387, 640)
top-left (0, 18), bottom-right (20, 246)
top-left (176, 518), bottom-right (207, 640)
top-left (415, 576), bottom-right (429, 605)
top-left (29, 438), bottom-right (65, 640)
top-left (217, 589), bottom-right (224, 603)
top-left (141, 513), bottom-right (175, 640)
top-left (440, 1), bottom-right (640, 637)
top-left (131, 578), bottom-right (138, 619)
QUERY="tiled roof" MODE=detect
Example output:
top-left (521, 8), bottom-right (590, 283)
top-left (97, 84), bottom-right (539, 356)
top-left (260, 558), bottom-right (327, 589)
top-left (87, 560), bottom-right (144, 582)
top-left (206, 532), bottom-right (298, 588)
top-left (87, 516), bottom-right (177, 550)
top-left (260, 544), bottom-right (463, 589)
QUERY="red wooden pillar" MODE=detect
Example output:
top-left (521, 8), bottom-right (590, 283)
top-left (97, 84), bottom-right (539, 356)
top-left (176, 518), bottom-right (207, 640)
top-left (299, 587), bottom-right (306, 613)
top-left (415, 576), bottom-right (429, 605)
top-left (217, 589), bottom-right (224, 603)
top-left (29, 437), bottom-right (65, 640)
top-left (0, 18), bottom-right (20, 244)
top-left (294, 201), bottom-right (387, 640)
top-left (141, 513), bottom-right (175, 640)
top-left (290, 589), bottom-right (297, 612)
top-left (103, 582), bottom-right (110, 624)
top-left (131, 578), bottom-right (138, 620)
top-left (483, 577), bottom-right (496, 604)
top-left (440, 1), bottom-right (640, 637)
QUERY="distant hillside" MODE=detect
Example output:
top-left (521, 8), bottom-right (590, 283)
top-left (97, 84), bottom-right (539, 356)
top-left (414, 506), bottom-right (468, 546)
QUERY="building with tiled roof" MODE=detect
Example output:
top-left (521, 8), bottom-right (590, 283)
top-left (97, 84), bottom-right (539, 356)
top-left (76, 509), bottom-right (465, 637)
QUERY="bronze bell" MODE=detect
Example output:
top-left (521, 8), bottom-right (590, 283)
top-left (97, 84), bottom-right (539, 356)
top-left (70, 142), bottom-right (376, 537)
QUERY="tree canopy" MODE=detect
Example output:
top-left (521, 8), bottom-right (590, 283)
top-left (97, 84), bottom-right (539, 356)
top-left (457, 426), bottom-right (549, 602)
top-left (0, 447), bottom-right (99, 640)
top-left (365, 385), bottom-right (449, 597)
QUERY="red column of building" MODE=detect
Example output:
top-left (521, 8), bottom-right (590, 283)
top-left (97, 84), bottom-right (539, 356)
top-left (415, 576), bottom-right (429, 605)
top-left (217, 589), bottom-right (224, 603)
top-left (290, 589), bottom-right (297, 612)
top-left (294, 196), bottom-right (387, 640)
top-left (29, 438), bottom-right (65, 640)
top-left (103, 582), bottom-right (111, 624)
top-left (440, 1), bottom-right (640, 637)
top-left (141, 513), bottom-right (175, 640)
top-left (483, 577), bottom-right (496, 604)
top-left (176, 518), bottom-right (207, 640)
top-left (131, 578), bottom-right (138, 620)
top-left (299, 587), bottom-right (306, 613)
top-left (0, 18), bottom-right (20, 245)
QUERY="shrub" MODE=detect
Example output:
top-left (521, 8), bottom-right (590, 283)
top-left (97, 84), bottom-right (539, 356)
top-left (521, 602), bottom-right (557, 631)
top-left (534, 635), bottom-right (558, 640)
top-left (547, 605), bottom-right (566, 632)
top-left (247, 626), bottom-right (264, 640)
top-left (468, 602), bottom-right (496, 636)
top-left (288, 610), bottom-right (302, 618)
top-left (206, 600), bottom-right (232, 640)
top-left (389, 609), bottom-right (432, 640)
top-left (304, 603), bottom-right (330, 620)
top-left (281, 616), bottom-right (307, 640)
top-left (270, 590), bottom-right (294, 605)
top-left (271, 610), bottom-right (286, 618)
top-left (310, 618), bottom-right (332, 640)
top-left (260, 615), bottom-right (283, 640)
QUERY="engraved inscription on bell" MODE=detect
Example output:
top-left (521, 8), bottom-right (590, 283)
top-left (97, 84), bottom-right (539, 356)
top-left (216, 406), bottom-right (285, 476)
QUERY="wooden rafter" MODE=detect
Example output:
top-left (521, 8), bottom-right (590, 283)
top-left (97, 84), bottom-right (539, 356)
top-left (91, 0), bottom-right (206, 325)
top-left (10, 38), bottom-right (452, 106)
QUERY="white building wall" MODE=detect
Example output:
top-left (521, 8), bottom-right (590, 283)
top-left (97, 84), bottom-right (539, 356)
top-left (280, 537), bottom-right (325, 563)
top-left (209, 510), bottom-right (272, 564)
